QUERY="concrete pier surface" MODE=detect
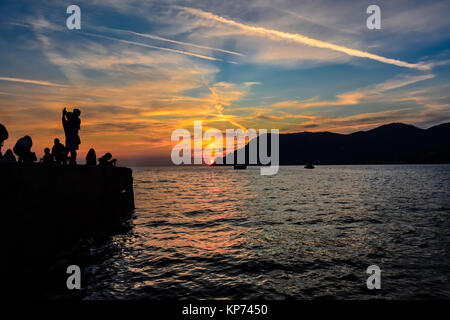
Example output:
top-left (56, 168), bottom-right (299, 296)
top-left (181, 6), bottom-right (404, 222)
top-left (2, 163), bottom-right (135, 259)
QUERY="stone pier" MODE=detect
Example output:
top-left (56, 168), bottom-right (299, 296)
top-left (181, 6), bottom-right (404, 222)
top-left (2, 163), bottom-right (135, 258)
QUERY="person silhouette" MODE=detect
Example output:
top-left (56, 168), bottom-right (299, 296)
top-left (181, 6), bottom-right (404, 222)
top-left (13, 136), bottom-right (36, 162)
top-left (0, 123), bottom-right (8, 158)
top-left (86, 148), bottom-right (97, 166)
top-left (52, 138), bottom-right (67, 165)
top-left (98, 153), bottom-right (117, 167)
top-left (1, 149), bottom-right (16, 162)
top-left (42, 148), bottom-right (54, 164)
top-left (62, 108), bottom-right (81, 165)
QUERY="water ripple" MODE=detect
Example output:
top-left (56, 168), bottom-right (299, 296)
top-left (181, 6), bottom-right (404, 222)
top-left (83, 165), bottom-right (450, 299)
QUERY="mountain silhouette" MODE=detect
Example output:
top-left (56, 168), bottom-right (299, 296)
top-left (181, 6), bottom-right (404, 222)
top-left (218, 122), bottom-right (450, 165)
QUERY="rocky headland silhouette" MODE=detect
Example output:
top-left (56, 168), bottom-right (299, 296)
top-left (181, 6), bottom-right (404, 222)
top-left (218, 122), bottom-right (450, 165)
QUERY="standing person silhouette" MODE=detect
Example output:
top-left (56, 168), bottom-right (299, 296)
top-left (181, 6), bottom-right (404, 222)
top-left (62, 108), bottom-right (81, 165)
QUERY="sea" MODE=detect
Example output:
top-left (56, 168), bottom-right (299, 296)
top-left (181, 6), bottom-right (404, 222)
top-left (28, 165), bottom-right (450, 299)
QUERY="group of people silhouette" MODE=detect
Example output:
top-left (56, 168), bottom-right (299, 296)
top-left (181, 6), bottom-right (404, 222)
top-left (0, 108), bottom-right (117, 167)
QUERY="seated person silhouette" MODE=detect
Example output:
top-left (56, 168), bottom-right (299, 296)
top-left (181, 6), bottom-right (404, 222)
top-left (62, 108), bottom-right (81, 165)
top-left (13, 136), bottom-right (37, 162)
top-left (86, 148), bottom-right (97, 166)
top-left (42, 148), bottom-right (54, 164)
top-left (52, 138), bottom-right (67, 165)
top-left (1, 149), bottom-right (15, 162)
top-left (0, 122), bottom-right (8, 159)
top-left (98, 153), bottom-right (117, 167)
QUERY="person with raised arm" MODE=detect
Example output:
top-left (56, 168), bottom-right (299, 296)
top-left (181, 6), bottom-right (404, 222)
top-left (62, 107), bottom-right (81, 165)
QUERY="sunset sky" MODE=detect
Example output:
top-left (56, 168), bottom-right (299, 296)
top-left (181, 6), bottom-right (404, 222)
top-left (1, 0), bottom-right (450, 164)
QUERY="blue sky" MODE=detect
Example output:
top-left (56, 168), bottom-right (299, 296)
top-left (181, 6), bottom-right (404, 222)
top-left (0, 0), bottom-right (450, 160)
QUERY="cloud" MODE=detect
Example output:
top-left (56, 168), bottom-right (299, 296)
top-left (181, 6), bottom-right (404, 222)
top-left (19, 16), bottom-right (236, 63)
top-left (259, 77), bottom-right (450, 133)
top-left (382, 1), bottom-right (450, 34)
top-left (271, 74), bottom-right (435, 109)
top-left (203, 81), bottom-right (260, 130)
top-left (0, 76), bottom-right (66, 87)
top-left (179, 6), bottom-right (431, 70)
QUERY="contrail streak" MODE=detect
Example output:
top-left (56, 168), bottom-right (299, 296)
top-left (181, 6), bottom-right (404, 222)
top-left (83, 32), bottom-right (222, 62)
top-left (0, 76), bottom-right (66, 87)
top-left (107, 28), bottom-right (244, 56)
top-left (180, 7), bottom-right (430, 70)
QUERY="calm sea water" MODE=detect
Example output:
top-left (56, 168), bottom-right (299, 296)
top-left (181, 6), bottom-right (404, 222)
top-left (83, 165), bottom-right (450, 299)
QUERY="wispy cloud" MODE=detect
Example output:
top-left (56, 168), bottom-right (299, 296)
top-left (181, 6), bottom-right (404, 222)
top-left (180, 6), bottom-right (431, 70)
top-left (259, 75), bottom-right (448, 133)
top-left (203, 81), bottom-right (258, 130)
top-left (0, 76), bottom-right (66, 87)
top-left (18, 17), bottom-right (235, 63)
top-left (272, 74), bottom-right (435, 109)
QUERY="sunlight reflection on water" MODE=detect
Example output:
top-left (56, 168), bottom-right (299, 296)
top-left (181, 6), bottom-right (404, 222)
top-left (85, 165), bottom-right (450, 299)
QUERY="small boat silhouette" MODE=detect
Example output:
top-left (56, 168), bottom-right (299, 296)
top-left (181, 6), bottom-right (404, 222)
top-left (233, 164), bottom-right (247, 170)
top-left (304, 164), bottom-right (315, 169)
